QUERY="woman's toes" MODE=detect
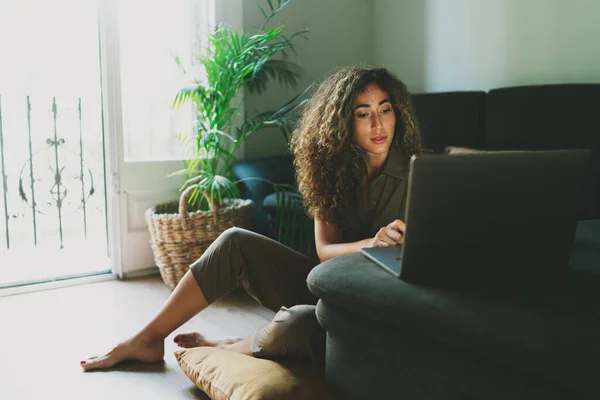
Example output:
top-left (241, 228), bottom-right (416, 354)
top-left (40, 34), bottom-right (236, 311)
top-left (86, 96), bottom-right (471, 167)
top-left (173, 332), bottom-right (207, 348)
top-left (81, 355), bottom-right (117, 371)
top-left (81, 337), bottom-right (164, 371)
top-left (172, 333), bottom-right (246, 349)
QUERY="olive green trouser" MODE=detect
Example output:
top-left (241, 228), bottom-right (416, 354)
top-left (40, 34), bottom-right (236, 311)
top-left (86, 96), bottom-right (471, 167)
top-left (190, 227), bottom-right (325, 364)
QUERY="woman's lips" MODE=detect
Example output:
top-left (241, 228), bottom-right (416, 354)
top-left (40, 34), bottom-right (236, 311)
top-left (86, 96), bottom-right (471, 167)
top-left (371, 135), bottom-right (387, 144)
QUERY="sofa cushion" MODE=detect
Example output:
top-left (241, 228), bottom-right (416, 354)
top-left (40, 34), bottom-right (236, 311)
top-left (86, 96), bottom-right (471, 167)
top-left (484, 84), bottom-right (600, 151)
top-left (484, 84), bottom-right (600, 219)
top-left (411, 91), bottom-right (486, 153)
top-left (306, 253), bottom-right (600, 397)
top-left (444, 145), bottom-right (487, 154)
top-left (569, 219), bottom-right (600, 274)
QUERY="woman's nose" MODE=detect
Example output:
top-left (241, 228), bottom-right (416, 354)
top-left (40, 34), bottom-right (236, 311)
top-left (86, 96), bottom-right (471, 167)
top-left (372, 113), bottom-right (383, 128)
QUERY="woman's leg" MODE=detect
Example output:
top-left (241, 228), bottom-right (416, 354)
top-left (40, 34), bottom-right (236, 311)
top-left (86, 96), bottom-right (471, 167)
top-left (188, 227), bottom-right (317, 311)
top-left (81, 270), bottom-right (209, 370)
top-left (172, 227), bottom-right (319, 352)
top-left (82, 227), bottom-right (317, 370)
top-left (176, 305), bottom-right (325, 365)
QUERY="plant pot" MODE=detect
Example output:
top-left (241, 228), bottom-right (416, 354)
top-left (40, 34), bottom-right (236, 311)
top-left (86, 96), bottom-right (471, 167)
top-left (145, 184), bottom-right (253, 290)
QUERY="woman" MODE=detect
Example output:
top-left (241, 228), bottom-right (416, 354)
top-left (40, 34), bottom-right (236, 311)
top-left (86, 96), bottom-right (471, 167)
top-left (81, 66), bottom-right (424, 370)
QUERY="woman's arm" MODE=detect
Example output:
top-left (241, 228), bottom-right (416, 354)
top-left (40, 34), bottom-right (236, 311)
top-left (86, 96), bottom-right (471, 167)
top-left (314, 219), bottom-right (368, 263)
top-left (314, 219), bottom-right (406, 263)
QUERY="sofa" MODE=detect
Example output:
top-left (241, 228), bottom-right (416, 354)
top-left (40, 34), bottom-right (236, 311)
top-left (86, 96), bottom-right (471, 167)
top-left (233, 84), bottom-right (600, 398)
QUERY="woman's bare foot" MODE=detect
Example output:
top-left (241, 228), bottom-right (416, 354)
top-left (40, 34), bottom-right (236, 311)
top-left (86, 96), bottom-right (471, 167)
top-left (80, 334), bottom-right (164, 371)
top-left (173, 332), bottom-right (244, 349)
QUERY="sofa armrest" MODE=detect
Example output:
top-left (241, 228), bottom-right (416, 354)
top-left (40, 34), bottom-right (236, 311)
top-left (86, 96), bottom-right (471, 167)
top-left (232, 155), bottom-right (295, 234)
top-left (263, 191), bottom-right (316, 258)
top-left (232, 155), bottom-right (295, 201)
top-left (307, 253), bottom-right (600, 397)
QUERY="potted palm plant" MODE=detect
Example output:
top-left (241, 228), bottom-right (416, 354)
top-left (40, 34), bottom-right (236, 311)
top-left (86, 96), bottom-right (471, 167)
top-left (146, 0), bottom-right (309, 290)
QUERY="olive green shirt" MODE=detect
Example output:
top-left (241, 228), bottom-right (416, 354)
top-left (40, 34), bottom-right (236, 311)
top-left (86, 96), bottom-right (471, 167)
top-left (342, 145), bottom-right (409, 242)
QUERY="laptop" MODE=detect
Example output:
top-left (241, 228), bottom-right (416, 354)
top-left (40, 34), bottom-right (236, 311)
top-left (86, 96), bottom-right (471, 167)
top-left (361, 149), bottom-right (591, 283)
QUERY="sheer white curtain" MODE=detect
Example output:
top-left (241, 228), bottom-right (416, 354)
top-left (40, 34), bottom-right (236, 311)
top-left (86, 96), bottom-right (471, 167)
top-left (118, 0), bottom-right (214, 161)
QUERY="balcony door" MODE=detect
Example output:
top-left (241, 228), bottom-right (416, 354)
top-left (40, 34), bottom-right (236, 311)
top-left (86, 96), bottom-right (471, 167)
top-left (0, 0), bottom-right (111, 288)
top-left (101, 0), bottom-right (216, 278)
top-left (0, 0), bottom-right (215, 290)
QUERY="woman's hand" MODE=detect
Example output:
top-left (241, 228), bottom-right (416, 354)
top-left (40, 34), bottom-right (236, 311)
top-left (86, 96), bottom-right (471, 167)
top-left (364, 219), bottom-right (406, 248)
top-left (315, 218), bottom-right (406, 262)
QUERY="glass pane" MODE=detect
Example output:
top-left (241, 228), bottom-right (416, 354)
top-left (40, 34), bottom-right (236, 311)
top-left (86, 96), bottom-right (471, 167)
top-left (118, 0), bottom-right (196, 162)
top-left (0, 0), bottom-right (110, 287)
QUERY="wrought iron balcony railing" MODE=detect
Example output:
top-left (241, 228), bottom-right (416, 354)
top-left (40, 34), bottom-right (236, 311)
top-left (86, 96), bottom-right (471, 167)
top-left (0, 94), bottom-right (107, 252)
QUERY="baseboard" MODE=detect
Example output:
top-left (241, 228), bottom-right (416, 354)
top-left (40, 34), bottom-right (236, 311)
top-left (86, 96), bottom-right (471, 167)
top-left (0, 267), bottom-right (162, 298)
top-left (0, 272), bottom-right (116, 298)
top-left (122, 266), bottom-right (161, 280)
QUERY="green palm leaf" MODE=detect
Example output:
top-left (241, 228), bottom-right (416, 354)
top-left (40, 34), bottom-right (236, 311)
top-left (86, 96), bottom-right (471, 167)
top-left (170, 0), bottom-right (313, 255)
top-left (246, 59), bottom-right (303, 94)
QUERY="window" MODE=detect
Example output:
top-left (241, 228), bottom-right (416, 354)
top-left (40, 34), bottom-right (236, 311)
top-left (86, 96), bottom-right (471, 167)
top-left (0, 0), bottom-right (101, 98)
top-left (117, 0), bottom-right (214, 162)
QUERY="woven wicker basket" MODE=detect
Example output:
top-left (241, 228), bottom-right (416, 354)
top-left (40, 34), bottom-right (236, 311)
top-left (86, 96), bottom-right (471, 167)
top-left (145, 184), bottom-right (253, 290)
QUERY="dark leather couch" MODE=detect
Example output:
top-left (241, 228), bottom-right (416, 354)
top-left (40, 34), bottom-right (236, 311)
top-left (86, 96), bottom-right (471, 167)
top-left (233, 84), bottom-right (600, 399)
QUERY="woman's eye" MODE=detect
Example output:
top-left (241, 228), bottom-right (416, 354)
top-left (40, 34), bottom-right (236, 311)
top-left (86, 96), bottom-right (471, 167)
top-left (380, 108), bottom-right (392, 114)
top-left (356, 112), bottom-right (369, 119)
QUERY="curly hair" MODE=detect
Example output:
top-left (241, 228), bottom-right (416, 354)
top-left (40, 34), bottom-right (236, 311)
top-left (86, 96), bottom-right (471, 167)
top-left (290, 66), bottom-right (425, 226)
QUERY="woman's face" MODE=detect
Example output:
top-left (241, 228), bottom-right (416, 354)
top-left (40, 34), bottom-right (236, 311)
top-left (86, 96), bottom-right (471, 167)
top-left (352, 82), bottom-right (396, 156)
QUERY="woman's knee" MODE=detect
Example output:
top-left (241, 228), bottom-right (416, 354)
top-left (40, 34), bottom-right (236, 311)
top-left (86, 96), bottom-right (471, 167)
top-left (189, 227), bottom-right (250, 301)
top-left (216, 226), bottom-right (264, 249)
top-left (217, 226), bottom-right (245, 244)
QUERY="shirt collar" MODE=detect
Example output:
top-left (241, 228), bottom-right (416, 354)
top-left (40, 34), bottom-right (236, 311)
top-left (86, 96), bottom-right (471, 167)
top-left (354, 145), bottom-right (407, 180)
top-left (382, 145), bottom-right (407, 178)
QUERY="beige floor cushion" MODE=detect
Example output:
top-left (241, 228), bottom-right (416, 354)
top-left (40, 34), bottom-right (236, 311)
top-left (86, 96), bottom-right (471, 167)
top-left (175, 347), bottom-right (340, 400)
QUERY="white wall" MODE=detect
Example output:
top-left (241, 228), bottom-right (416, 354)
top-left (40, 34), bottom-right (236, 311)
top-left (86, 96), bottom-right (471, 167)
top-left (373, 0), bottom-right (600, 93)
top-left (241, 0), bottom-right (374, 158)
top-left (215, 0), bottom-right (600, 157)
